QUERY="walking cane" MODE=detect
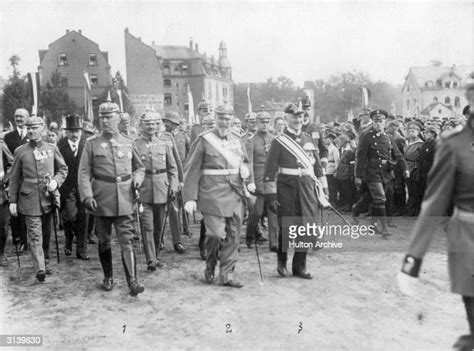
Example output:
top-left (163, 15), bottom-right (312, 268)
top-left (178, 191), bottom-right (191, 237)
top-left (44, 176), bottom-right (60, 264)
top-left (134, 188), bottom-right (145, 269)
top-left (157, 191), bottom-right (172, 258)
top-left (4, 181), bottom-right (20, 268)
top-left (254, 238), bottom-right (264, 283)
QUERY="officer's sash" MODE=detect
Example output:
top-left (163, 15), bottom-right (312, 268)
top-left (202, 132), bottom-right (241, 168)
top-left (275, 133), bottom-right (314, 170)
top-left (276, 133), bottom-right (330, 208)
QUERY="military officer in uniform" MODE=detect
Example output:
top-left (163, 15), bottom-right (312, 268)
top-left (263, 103), bottom-right (328, 279)
top-left (8, 116), bottom-right (68, 281)
top-left (301, 97), bottom-right (328, 169)
top-left (118, 112), bottom-right (138, 139)
top-left (418, 123), bottom-right (439, 202)
top-left (78, 101), bottom-right (145, 296)
top-left (354, 110), bottom-right (408, 236)
top-left (4, 108), bottom-right (29, 253)
top-left (0, 140), bottom-right (13, 267)
top-left (245, 111), bottom-right (278, 251)
top-left (135, 111), bottom-right (178, 271)
top-left (398, 82), bottom-right (474, 350)
top-left (57, 114), bottom-right (89, 260)
top-left (183, 105), bottom-right (255, 288)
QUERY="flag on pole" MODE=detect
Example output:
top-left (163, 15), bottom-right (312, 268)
top-left (83, 71), bottom-right (93, 122)
top-left (117, 89), bottom-right (124, 112)
top-left (348, 109), bottom-right (355, 121)
top-left (361, 87), bottom-right (371, 108)
top-left (390, 102), bottom-right (396, 115)
top-left (27, 72), bottom-right (40, 116)
top-left (107, 90), bottom-right (112, 102)
top-left (187, 85), bottom-right (197, 125)
top-left (247, 85), bottom-right (252, 113)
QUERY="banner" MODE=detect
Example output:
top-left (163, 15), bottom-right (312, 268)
top-left (361, 87), bottom-right (371, 108)
top-left (247, 85), bottom-right (252, 113)
top-left (83, 71), bottom-right (93, 122)
top-left (28, 72), bottom-right (40, 116)
top-left (187, 85), bottom-right (197, 125)
top-left (117, 89), bottom-right (124, 112)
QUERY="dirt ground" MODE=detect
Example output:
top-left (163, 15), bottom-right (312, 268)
top-left (0, 212), bottom-right (467, 350)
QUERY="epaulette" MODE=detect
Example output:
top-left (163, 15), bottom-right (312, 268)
top-left (197, 129), bottom-right (213, 138)
top-left (441, 125), bottom-right (463, 139)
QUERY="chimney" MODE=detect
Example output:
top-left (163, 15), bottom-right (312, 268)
top-left (189, 38), bottom-right (193, 50)
top-left (125, 27), bottom-right (129, 33)
top-left (152, 41), bottom-right (155, 45)
top-left (66, 29), bottom-right (70, 33)
top-left (195, 43), bottom-right (199, 52)
top-left (78, 29), bottom-right (82, 34)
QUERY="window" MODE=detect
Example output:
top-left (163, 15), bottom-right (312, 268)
top-left (436, 80), bottom-right (442, 87)
top-left (90, 74), bottom-right (98, 88)
top-left (454, 96), bottom-right (460, 107)
top-left (164, 79), bottom-right (171, 87)
top-left (184, 103), bottom-right (189, 112)
top-left (433, 97), bottom-right (438, 102)
top-left (223, 85), bottom-right (228, 99)
top-left (425, 81), bottom-right (433, 87)
top-left (444, 81), bottom-right (451, 88)
top-left (89, 54), bottom-right (97, 66)
top-left (445, 97), bottom-right (451, 104)
top-left (164, 94), bottom-right (172, 106)
top-left (438, 109), bottom-right (442, 114)
top-left (182, 64), bottom-right (188, 75)
top-left (176, 83), bottom-right (179, 92)
top-left (60, 74), bottom-right (68, 87)
top-left (92, 96), bottom-right (99, 106)
top-left (407, 85), bottom-right (410, 92)
top-left (163, 65), bottom-right (170, 75)
top-left (453, 82), bottom-right (458, 88)
top-left (59, 53), bottom-right (68, 66)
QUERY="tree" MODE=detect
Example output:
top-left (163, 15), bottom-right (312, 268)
top-left (39, 70), bottom-right (77, 125)
top-left (97, 71), bottom-right (135, 117)
top-left (2, 55), bottom-right (31, 127)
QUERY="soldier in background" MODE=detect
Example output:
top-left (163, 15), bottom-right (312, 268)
top-left (183, 105), bottom-right (255, 288)
top-left (0, 140), bottom-right (13, 267)
top-left (354, 110), bottom-right (408, 236)
top-left (4, 108), bottom-right (29, 254)
top-left (135, 111), bottom-right (178, 271)
top-left (273, 116), bottom-right (286, 136)
top-left (57, 114), bottom-right (89, 260)
top-left (118, 112), bottom-right (138, 139)
top-left (78, 101), bottom-right (145, 296)
top-left (231, 117), bottom-right (245, 136)
top-left (8, 116), bottom-right (68, 281)
top-left (160, 112), bottom-right (186, 253)
top-left (386, 120), bottom-right (407, 216)
top-left (301, 97), bottom-right (328, 169)
top-left (398, 82), bottom-right (474, 350)
top-left (244, 112), bottom-right (257, 138)
top-left (404, 121), bottom-right (424, 216)
top-left (245, 111), bottom-right (278, 252)
top-left (190, 100), bottom-right (214, 144)
top-left (263, 103), bottom-right (328, 279)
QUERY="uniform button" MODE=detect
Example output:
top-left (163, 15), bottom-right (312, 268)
top-left (116, 176), bottom-right (121, 182)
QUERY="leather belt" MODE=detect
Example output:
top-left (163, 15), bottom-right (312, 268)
top-left (454, 207), bottom-right (474, 223)
top-left (93, 173), bottom-right (131, 183)
top-left (202, 169), bottom-right (239, 175)
top-left (23, 177), bottom-right (39, 184)
top-left (145, 169), bottom-right (167, 175)
top-left (279, 167), bottom-right (314, 177)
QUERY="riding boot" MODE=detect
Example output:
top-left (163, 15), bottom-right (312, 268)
top-left (98, 247), bottom-right (113, 290)
top-left (198, 220), bottom-right (206, 260)
top-left (64, 221), bottom-right (74, 252)
top-left (121, 251), bottom-right (145, 296)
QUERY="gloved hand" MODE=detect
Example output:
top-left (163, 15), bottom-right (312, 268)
top-left (247, 183), bottom-right (256, 193)
top-left (397, 255), bottom-right (422, 297)
top-left (133, 182), bottom-right (141, 190)
top-left (403, 170), bottom-right (410, 179)
top-left (169, 189), bottom-right (176, 201)
top-left (240, 165), bottom-right (250, 179)
top-left (354, 177), bottom-right (362, 188)
top-left (84, 197), bottom-right (98, 212)
top-left (9, 203), bottom-right (18, 217)
top-left (178, 182), bottom-right (184, 191)
top-left (184, 200), bottom-right (197, 214)
top-left (268, 200), bottom-right (280, 214)
top-left (47, 179), bottom-right (58, 192)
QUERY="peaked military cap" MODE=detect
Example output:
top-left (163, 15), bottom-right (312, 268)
top-left (99, 101), bottom-right (120, 116)
top-left (369, 110), bottom-right (388, 119)
top-left (25, 116), bottom-right (44, 126)
top-left (284, 103), bottom-right (304, 115)
top-left (163, 111), bottom-right (180, 124)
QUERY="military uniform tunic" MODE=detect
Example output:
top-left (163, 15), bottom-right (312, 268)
top-left (407, 124), bottom-right (474, 295)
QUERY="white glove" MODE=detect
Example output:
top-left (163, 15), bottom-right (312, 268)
top-left (178, 182), bottom-right (184, 191)
top-left (47, 179), bottom-right (58, 192)
top-left (184, 200), bottom-right (197, 214)
top-left (397, 271), bottom-right (419, 297)
top-left (9, 203), bottom-right (18, 217)
top-left (240, 165), bottom-right (250, 179)
top-left (247, 183), bottom-right (256, 193)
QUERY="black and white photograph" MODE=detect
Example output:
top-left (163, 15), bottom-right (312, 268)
top-left (0, 0), bottom-right (473, 350)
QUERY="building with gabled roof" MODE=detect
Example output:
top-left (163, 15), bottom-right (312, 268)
top-left (38, 29), bottom-right (112, 110)
top-left (402, 64), bottom-right (473, 119)
top-left (124, 28), bottom-right (233, 118)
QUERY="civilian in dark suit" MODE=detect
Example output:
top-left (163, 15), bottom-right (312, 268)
top-left (4, 108), bottom-right (29, 252)
top-left (57, 115), bottom-right (89, 260)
